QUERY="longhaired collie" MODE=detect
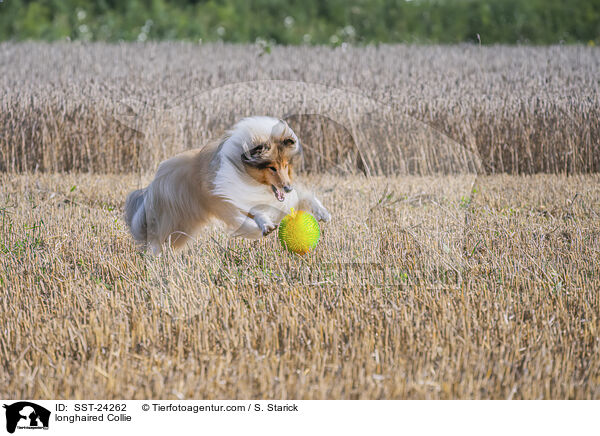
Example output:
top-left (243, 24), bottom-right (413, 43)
top-left (125, 116), bottom-right (331, 254)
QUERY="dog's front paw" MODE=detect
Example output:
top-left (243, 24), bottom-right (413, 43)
top-left (313, 205), bottom-right (331, 223)
top-left (259, 221), bottom-right (277, 236)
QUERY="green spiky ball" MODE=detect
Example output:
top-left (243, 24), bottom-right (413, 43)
top-left (278, 208), bottom-right (320, 255)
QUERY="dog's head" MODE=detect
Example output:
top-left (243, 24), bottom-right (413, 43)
top-left (238, 117), bottom-right (302, 202)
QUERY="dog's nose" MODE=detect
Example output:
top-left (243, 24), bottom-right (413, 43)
top-left (283, 185), bottom-right (293, 193)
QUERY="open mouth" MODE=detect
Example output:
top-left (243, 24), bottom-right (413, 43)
top-left (271, 185), bottom-right (285, 202)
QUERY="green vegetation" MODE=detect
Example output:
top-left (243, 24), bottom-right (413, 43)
top-left (1, 0), bottom-right (599, 44)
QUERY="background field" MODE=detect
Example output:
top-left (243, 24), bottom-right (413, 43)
top-left (0, 43), bottom-right (599, 399)
top-left (1, 43), bottom-right (599, 175)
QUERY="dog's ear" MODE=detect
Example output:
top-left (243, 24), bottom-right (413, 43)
top-left (288, 140), bottom-right (303, 164)
top-left (241, 143), bottom-right (269, 166)
top-left (251, 143), bottom-right (269, 154)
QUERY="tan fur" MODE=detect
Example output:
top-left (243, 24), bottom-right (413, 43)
top-left (140, 143), bottom-right (218, 252)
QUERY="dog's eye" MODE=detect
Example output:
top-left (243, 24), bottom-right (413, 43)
top-left (268, 166), bottom-right (277, 172)
top-left (283, 138), bottom-right (295, 146)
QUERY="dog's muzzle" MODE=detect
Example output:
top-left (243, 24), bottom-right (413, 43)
top-left (271, 185), bottom-right (285, 202)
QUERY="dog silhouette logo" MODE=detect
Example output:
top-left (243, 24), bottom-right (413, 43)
top-left (2, 402), bottom-right (50, 433)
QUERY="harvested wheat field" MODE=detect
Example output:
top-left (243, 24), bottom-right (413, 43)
top-left (1, 173), bottom-right (599, 399)
top-left (0, 43), bottom-right (599, 399)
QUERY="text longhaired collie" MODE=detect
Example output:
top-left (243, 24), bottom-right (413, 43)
top-left (124, 116), bottom-right (331, 253)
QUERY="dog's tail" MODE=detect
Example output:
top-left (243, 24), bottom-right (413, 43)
top-left (124, 188), bottom-right (147, 244)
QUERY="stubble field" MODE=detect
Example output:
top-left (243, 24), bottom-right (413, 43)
top-left (0, 43), bottom-right (599, 399)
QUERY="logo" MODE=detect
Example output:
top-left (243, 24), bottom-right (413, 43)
top-left (2, 402), bottom-right (50, 434)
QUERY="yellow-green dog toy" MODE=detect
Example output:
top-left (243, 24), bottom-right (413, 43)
top-left (278, 208), bottom-right (320, 255)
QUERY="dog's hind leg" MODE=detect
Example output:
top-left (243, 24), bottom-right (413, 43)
top-left (168, 228), bottom-right (197, 250)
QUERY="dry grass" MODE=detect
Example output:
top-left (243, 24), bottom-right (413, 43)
top-left (1, 172), bottom-right (598, 399)
top-left (1, 42), bottom-right (599, 174)
top-left (0, 42), bottom-right (598, 399)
